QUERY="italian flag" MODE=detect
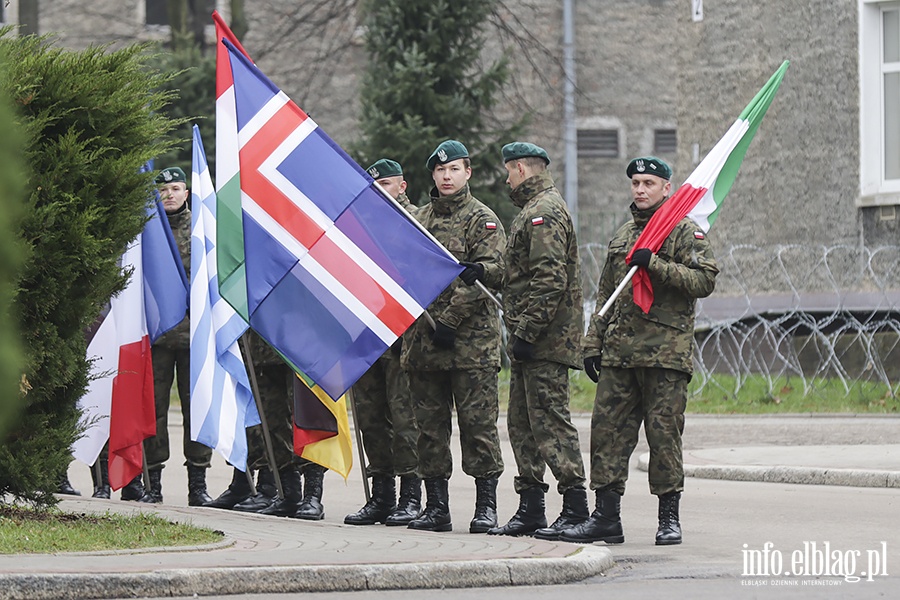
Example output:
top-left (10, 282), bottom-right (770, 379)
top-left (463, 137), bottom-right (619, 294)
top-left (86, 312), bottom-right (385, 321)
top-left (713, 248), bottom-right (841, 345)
top-left (214, 10), bottom-right (252, 321)
top-left (627, 60), bottom-right (790, 313)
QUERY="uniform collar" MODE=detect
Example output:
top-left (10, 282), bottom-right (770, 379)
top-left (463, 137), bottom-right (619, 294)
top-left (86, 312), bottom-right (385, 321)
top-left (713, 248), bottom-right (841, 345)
top-left (630, 199), bottom-right (665, 227)
top-left (509, 171), bottom-right (555, 208)
top-left (430, 184), bottom-right (470, 215)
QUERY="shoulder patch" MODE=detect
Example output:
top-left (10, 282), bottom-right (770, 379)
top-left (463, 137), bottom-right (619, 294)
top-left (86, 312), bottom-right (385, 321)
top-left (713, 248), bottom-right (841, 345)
top-left (694, 231), bottom-right (705, 239)
top-left (485, 221), bottom-right (497, 230)
top-left (531, 216), bottom-right (544, 226)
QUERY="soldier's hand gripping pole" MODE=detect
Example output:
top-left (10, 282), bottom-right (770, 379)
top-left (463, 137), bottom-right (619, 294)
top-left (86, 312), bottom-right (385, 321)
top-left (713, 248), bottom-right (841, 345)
top-left (371, 181), bottom-right (503, 312)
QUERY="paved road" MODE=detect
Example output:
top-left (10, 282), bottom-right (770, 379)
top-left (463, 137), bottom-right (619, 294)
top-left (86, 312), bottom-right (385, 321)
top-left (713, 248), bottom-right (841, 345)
top-left (1, 411), bottom-right (897, 599)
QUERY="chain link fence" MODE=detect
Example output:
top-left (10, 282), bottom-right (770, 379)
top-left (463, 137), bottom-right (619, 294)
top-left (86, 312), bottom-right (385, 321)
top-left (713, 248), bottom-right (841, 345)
top-left (580, 243), bottom-right (900, 399)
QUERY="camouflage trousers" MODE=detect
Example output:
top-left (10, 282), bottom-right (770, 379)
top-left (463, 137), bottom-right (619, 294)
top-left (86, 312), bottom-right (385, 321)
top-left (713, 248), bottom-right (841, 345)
top-left (508, 360), bottom-right (586, 494)
top-left (144, 345), bottom-right (212, 470)
top-left (352, 351), bottom-right (418, 477)
top-left (589, 366), bottom-right (689, 496)
top-left (246, 362), bottom-right (296, 472)
top-left (408, 368), bottom-right (504, 480)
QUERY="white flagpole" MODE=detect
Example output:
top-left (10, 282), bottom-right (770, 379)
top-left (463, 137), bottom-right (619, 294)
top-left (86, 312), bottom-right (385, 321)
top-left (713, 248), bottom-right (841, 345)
top-left (596, 265), bottom-right (639, 319)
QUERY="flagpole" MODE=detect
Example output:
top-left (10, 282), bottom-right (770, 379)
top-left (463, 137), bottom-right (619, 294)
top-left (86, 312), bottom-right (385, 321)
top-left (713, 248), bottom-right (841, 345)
top-left (141, 443), bottom-right (150, 495)
top-left (345, 388), bottom-right (371, 502)
top-left (240, 332), bottom-right (285, 501)
top-left (596, 265), bottom-right (639, 319)
top-left (372, 181), bottom-right (504, 312)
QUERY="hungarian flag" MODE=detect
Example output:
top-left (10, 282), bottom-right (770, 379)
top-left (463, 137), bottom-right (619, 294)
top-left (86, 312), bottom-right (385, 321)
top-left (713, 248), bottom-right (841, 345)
top-left (213, 10), bottom-right (251, 320)
top-left (213, 12), bottom-right (354, 474)
top-left (627, 60), bottom-right (789, 313)
top-left (221, 37), bottom-right (462, 400)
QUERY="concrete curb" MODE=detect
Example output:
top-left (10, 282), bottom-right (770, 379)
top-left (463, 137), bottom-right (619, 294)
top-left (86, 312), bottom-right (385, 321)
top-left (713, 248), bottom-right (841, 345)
top-left (636, 452), bottom-right (900, 488)
top-left (0, 545), bottom-right (614, 600)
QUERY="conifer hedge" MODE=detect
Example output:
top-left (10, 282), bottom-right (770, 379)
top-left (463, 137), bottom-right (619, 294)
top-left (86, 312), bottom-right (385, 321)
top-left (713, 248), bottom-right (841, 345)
top-left (0, 30), bottom-right (179, 506)
top-left (0, 54), bottom-right (25, 442)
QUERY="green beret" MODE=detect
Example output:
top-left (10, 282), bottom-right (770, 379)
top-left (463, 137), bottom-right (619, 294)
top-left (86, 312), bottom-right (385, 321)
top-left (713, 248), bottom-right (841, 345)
top-left (366, 158), bottom-right (403, 179)
top-left (626, 156), bottom-right (671, 181)
top-left (426, 140), bottom-right (469, 171)
top-left (155, 166), bottom-right (187, 185)
top-left (501, 142), bottom-right (550, 165)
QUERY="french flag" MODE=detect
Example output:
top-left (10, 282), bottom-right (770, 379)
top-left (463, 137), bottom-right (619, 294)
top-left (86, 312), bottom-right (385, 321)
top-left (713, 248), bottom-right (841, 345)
top-left (223, 39), bottom-right (462, 400)
top-left (73, 189), bottom-right (188, 490)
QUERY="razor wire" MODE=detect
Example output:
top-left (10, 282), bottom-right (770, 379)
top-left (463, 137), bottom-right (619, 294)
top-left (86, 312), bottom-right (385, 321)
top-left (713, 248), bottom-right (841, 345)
top-left (580, 243), bottom-right (900, 400)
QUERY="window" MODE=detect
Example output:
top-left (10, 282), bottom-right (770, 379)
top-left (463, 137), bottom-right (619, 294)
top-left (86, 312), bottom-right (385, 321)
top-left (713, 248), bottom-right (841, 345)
top-left (654, 129), bottom-right (677, 154)
top-left (860, 1), bottom-right (900, 201)
top-left (145, 0), bottom-right (168, 26)
top-left (145, 0), bottom-right (216, 26)
top-left (577, 129), bottom-right (619, 158)
top-left (883, 8), bottom-right (900, 180)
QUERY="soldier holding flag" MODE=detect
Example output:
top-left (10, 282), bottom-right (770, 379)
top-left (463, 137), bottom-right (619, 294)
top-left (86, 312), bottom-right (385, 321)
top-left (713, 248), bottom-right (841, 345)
top-left (560, 156), bottom-right (718, 546)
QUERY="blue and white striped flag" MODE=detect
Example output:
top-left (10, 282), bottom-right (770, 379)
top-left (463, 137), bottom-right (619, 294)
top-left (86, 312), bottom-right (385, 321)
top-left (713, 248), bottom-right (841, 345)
top-left (189, 125), bottom-right (260, 470)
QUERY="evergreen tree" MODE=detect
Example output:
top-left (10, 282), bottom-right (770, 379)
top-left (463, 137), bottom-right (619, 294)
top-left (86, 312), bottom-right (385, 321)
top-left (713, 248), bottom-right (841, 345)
top-left (354, 0), bottom-right (527, 223)
top-left (154, 45), bottom-right (216, 174)
top-left (0, 31), bottom-right (179, 506)
top-left (0, 55), bottom-right (25, 441)
top-left (153, 6), bottom-right (246, 176)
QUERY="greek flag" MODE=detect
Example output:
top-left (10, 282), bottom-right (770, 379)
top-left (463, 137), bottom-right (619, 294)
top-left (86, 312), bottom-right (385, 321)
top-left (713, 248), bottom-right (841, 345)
top-left (189, 125), bottom-right (260, 470)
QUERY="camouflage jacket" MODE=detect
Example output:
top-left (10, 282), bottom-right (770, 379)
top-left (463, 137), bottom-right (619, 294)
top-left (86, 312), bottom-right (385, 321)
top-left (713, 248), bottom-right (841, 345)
top-left (401, 184), bottom-right (506, 370)
top-left (583, 201), bottom-right (718, 374)
top-left (503, 171), bottom-right (583, 369)
top-left (154, 204), bottom-right (191, 349)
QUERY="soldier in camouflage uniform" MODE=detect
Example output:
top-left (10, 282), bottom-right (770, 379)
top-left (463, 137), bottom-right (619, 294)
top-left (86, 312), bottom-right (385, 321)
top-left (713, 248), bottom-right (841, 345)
top-left (207, 331), bottom-right (328, 520)
top-left (344, 159), bottom-right (422, 527)
top-left (401, 140), bottom-right (506, 534)
top-left (559, 156), bottom-right (718, 547)
top-left (141, 167), bottom-right (212, 506)
top-left (479, 143), bottom-right (589, 540)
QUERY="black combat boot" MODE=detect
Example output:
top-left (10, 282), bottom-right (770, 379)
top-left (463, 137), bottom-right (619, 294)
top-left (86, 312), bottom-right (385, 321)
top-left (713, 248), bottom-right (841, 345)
top-left (123, 474), bottom-right (148, 502)
top-left (91, 460), bottom-right (110, 499)
top-left (259, 467), bottom-right (303, 517)
top-left (187, 465), bottom-right (213, 506)
top-left (469, 477), bottom-right (499, 533)
top-left (408, 477), bottom-right (451, 532)
top-left (58, 475), bottom-right (81, 496)
top-left (488, 487), bottom-right (546, 536)
top-left (292, 464), bottom-right (326, 520)
top-left (233, 468), bottom-right (277, 512)
top-left (655, 492), bottom-right (682, 545)
top-left (534, 487), bottom-right (590, 540)
top-left (558, 489), bottom-right (625, 544)
top-left (344, 475), bottom-right (396, 525)
top-left (136, 470), bottom-right (161, 503)
top-left (204, 467), bottom-right (254, 509)
top-left (385, 475), bottom-right (422, 526)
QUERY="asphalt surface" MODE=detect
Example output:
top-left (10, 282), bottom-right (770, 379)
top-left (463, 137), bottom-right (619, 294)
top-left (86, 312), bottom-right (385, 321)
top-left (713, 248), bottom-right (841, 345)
top-left (1, 412), bottom-right (898, 599)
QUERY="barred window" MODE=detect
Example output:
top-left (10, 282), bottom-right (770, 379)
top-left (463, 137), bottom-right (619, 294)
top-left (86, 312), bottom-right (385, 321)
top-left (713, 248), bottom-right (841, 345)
top-left (146, 0), bottom-right (216, 26)
top-left (577, 129), bottom-right (619, 158)
top-left (654, 129), bottom-right (677, 154)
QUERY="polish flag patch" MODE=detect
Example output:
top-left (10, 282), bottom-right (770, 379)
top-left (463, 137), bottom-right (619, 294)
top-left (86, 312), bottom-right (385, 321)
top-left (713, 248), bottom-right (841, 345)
top-left (485, 222), bottom-right (497, 230)
top-left (531, 216), bottom-right (544, 226)
top-left (694, 231), bottom-right (705, 239)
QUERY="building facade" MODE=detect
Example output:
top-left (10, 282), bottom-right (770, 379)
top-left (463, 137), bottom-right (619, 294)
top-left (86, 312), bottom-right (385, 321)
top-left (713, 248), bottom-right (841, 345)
top-left (6, 0), bottom-right (897, 298)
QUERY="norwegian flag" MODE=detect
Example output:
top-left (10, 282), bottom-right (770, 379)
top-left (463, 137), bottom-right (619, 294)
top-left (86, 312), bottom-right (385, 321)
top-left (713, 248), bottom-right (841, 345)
top-left (223, 40), bottom-right (462, 400)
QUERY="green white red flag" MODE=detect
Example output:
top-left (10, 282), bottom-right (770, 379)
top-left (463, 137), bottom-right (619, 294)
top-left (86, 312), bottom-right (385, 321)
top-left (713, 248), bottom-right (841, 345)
top-left (213, 10), bottom-right (252, 320)
top-left (626, 60), bottom-right (789, 313)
